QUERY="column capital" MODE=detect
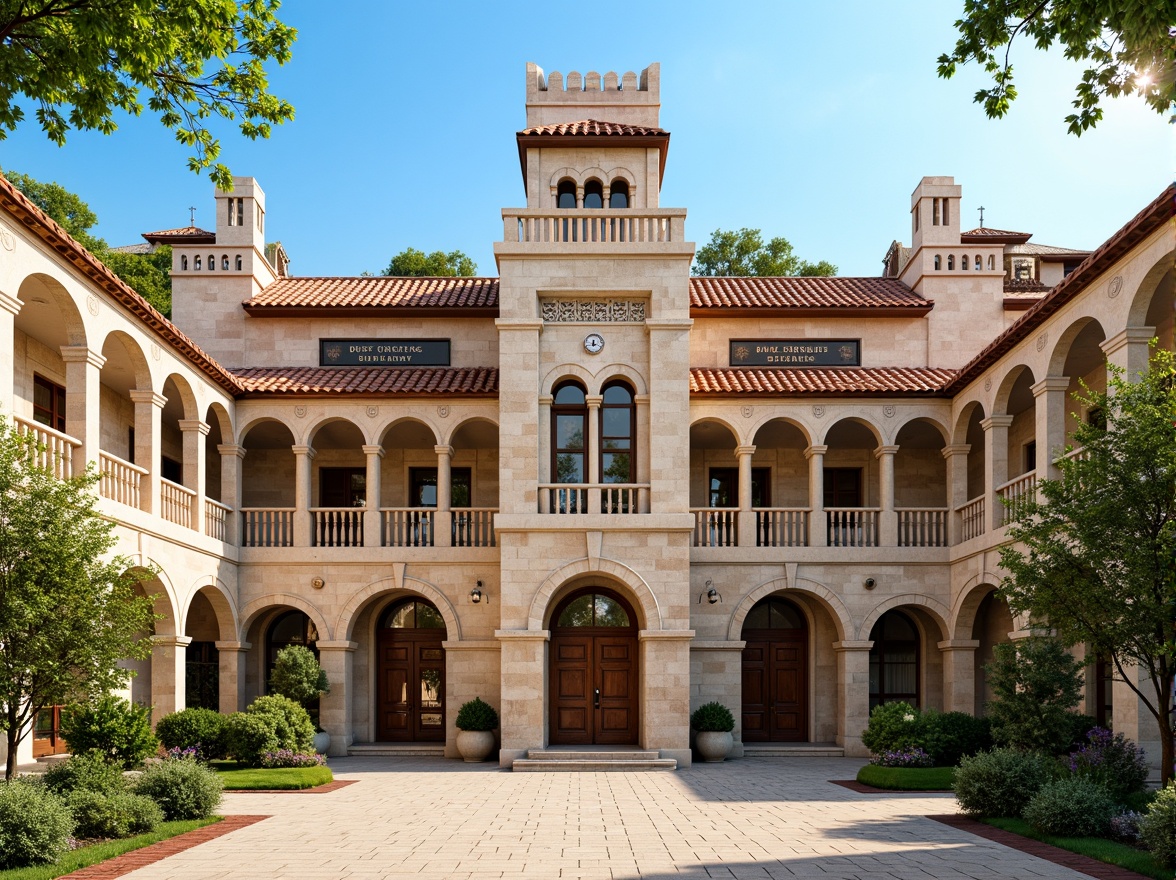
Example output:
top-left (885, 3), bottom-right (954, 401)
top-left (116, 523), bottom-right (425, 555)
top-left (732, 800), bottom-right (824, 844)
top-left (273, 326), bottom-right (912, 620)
top-left (634, 394), bottom-right (650, 404)
top-left (538, 394), bottom-right (554, 405)
top-left (942, 443), bottom-right (971, 459)
top-left (218, 443), bottom-right (247, 459)
top-left (362, 444), bottom-right (385, 458)
top-left (735, 444), bottom-right (757, 458)
top-left (937, 639), bottom-right (981, 651)
top-left (1031, 376), bottom-right (1071, 396)
top-left (291, 444), bottom-right (317, 459)
top-left (585, 395), bottom-right (603, 409)
top-left (178, 419), bottom-right (211, 436)
top-left (214, 640), bottom-right (252, 652)
top-left (433, 444), bottom-right (453, 457)
top-left (0, 290), bottom-right (21, 316)
top-left (874, 444), bottom-right (900, 459)
top-left (804, 444), bottom-right (829, 460)
top-left (129, 389), bottom-right (167, 408)
top-left (60, 345), bottom-right (106, 369)
top-left (1102, 326), bottom-right (1156, 356)
top-left (832, 640), bottom-right (873, 652)
top-left (980, 415), bottom-right (1014, 431)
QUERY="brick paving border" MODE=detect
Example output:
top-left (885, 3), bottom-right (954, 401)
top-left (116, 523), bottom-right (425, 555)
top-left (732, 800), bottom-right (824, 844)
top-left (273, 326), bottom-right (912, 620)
top-left (831, 779), bottom-right (950, 794)
top-left (928, 813), bottom-right (1151, 880)
top-left (60, 815), bottom-right (269, 879)
top-left (223, 778), bottom-right (357, 794)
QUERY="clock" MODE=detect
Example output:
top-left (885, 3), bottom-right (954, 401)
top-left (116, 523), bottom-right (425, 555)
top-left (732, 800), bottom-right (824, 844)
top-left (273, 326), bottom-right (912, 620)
top-left (584, 333), bottom-right (605, 354)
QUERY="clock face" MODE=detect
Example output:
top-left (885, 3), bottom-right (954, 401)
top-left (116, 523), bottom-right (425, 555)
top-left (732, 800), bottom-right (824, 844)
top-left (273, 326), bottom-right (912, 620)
top-left (584, 333), bottom-right (605, 354)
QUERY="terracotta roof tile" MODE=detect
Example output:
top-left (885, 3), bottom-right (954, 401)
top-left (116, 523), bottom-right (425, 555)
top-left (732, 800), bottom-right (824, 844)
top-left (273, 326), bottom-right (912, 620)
top-left (245, 277), bottom-right (499, 311)
top-left (518, 119), bottom-right (668, 137)
top-left (961, 226), bottom-right (1030, 238)
top-left (144, 225), bottom-right (215, 238)
top-left (234, 366), bottom-right (499, 395)
top-left (689, 277), bottom-right (929, 311)
top-left (690, 367), bottom-right (956, 395)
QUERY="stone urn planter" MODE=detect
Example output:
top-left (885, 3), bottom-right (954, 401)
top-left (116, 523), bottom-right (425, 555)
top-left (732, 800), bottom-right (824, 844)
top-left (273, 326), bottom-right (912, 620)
top-left (456, 729), bottom-right (496, 763)
top-left (455, 697), bottom-right (499, 763)
top-left (313, 730), bottom-right (331, 755)
top-left (691, 701), bottom-right (736, 763)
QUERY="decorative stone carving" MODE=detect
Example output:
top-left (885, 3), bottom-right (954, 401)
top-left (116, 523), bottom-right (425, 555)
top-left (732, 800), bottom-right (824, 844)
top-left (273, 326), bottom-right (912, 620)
top-left (86, 295), bottom-right (99, 316)
top-left (437, 405), bottom-right (450, 418)
top-left (0, 230), bottom-right (14, 251)
top-left (812, 405), bottom-right (825, 418)
top-left (1036, 331), bottom-right (1048, 352)
top-left (1108, 275), bottom-right (1123, 298)
top-left (294, 405), bottom-right (308, 418)
top-left (366, 406), bottom-right (379, 418)
top-left (541, 299), bottom-right (646, 323)
top-left (740, 405), bottom-right (753, 419)
top-left (150, 343), bottom-right (161, 360)
top-left (882, 405), bottom-right (896, 418)
top-left (984, 377), bottom-right (992, 392)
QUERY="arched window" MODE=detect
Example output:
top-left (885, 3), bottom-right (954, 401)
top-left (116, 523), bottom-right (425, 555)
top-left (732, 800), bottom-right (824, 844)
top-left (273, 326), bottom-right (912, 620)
top-left (975, 255), bottom-right (982, 271)
top-left (181, 255), bottom-right (189, 270)
top-left (742, 596), bottom-right (805, 631)
top-left (379, 598), bottom-right (446, 632)
top-left (583, 180), bottom-right (603, 209)
top-left (552, 382), bottom-right (587, 485)
top-left (947, 255), bottom-right (954, 270)
top-left (194, 255), bottom-right (202, 270)
top-left (207, 253), bottom-right (215, 271)
top-left (266, 610), bottom-right (320, 694)
top-left (221, 255), bottom-right (230, 271)
top-left (961, 254), bottom-right (969, 270)
top-left (556, 179), bottom-right (576, 209)
top-left (933, 255), bottom-right (941, 270)
top-left (609, 180), bottom-right (629, 208)
top-left (235, 255), bottom-right (243, 271)
top-left (868, 610), bottom-right (919, 709)
top-left (987, 254), bottom-right (995, 270)
top-left (600, 381), bottom-right (634, 485)
top-left (555, 592), bottom-right (632, 627)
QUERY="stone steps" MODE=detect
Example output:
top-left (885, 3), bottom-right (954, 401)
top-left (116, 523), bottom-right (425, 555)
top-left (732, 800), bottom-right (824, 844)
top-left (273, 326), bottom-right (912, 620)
top-left (347, 743), bottom-right (445, 758)
top-left (741, 743), bottom-right (845, 758)
top-left (513, 748), bottom-right (677, 772)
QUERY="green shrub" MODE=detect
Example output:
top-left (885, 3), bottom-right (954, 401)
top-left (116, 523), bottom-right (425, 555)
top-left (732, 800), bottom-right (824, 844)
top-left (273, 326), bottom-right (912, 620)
top-left (156, 708), bottom-right (229, 761)
top-left (0, 779), bottom-right (74, 868)
top-left (1064, 713), bottom-right (1100, 752)
top-left (270, 645), bottom-right (330, 709)
top-left (133, 757), bottom-right (223, 820)
top-left (861, 702), bottom-right (924, 756)
top-left (246, 695), bottom-right (315, 754)
top-left (66, 789), bottom-right (163, 839)
top-left (985, 637), bottom-right (1084, 755)
top-left (690, 701), bottom-right (735, 732)
top-left (953, 748), bottom-right (1054, 817)
top-left (455, 698), bottom-right (499, 731)
top-left (921, 711), bottom-right (992, 767)
top-left (225, 712), bottom-right (280, 767)
top-left (1023, 776), bottom-right (1116, 836)
top-left (43, 751), bottom-right (126, 796)
top-left (1142, 782), bottom-right (1176, 867)
top-left (1066, 727), bottom-right (1148, 803)
top-left (61, 696), bottom-right (159, 769)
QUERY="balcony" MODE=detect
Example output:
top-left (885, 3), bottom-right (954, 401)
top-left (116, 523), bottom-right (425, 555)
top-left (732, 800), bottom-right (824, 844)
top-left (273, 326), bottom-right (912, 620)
top-left (996, 471), bottom-right (1037, 526)
top-left (502, 208), bottom-right (686, 246)
top-left (98, 451), bottom-right (146, 508)
top-left (15, 416), bottom-right (79, 481)
top-left (539, 484), bottom-right (650, 515)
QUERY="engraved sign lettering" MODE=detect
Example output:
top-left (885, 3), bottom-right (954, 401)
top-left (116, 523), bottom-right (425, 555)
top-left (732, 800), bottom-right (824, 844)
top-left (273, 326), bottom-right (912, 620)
top-left (320, 339), bottom-right (450, 367)
top-left (730, 339), bottom-right (860, 367)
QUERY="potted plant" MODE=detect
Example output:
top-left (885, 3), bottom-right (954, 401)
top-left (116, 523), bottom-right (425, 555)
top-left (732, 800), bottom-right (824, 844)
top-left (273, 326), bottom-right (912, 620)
top-left (455, 697), bottom-right (498, 762)
top-left (270, 645), bottom-right (332, 753)
top-left (691, 701), bottom-right (735, 762)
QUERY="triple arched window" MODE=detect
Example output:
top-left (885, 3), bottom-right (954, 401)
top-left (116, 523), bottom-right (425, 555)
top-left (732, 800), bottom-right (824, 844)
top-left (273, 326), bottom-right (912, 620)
top-left (555, 177), bottom-right (632, 209)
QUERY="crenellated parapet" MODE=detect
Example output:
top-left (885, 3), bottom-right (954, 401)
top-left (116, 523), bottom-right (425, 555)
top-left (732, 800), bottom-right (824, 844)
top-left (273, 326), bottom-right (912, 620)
top-left (525, 62), bottom-right (660, 128)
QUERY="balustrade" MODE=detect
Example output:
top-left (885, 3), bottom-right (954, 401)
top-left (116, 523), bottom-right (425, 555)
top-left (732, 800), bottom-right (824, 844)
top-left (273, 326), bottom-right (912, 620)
top-left (312, 508), bottom-right (364, 547)
top-left (826, 508), bottom-right (879, 547)
top-left (451, 507), bottom-right (497, 547)
top-left (503, 208), bottom-right (685, 245)
top-left (996, 471), bottom-right (1037, 525)
top-left (692, 508), bottom-right (738, 547)
top-left (897, 508), bottom-right (949, 547)
top-left (538, 484), bottom-right (649, 514)
top-left (98, 451), bottom-right (146, 508)
top-left (755, 508), bottom-right (809, 547)
top-left (241, 508), bottom-right (294, 547)
top-left (15, 417), bottom-right (79, 481)
top-left (160, 479), bottom-right (195, 529)
top-left (204, 499), bottom-right (232, 542)
top-left (958, 496), bottom-right (986, 541)
top-left (382, 508), bottom-right (433, 547)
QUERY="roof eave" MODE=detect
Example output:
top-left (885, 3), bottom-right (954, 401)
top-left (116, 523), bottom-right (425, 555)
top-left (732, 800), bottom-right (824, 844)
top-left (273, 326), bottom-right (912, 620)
top-left (242, 305), bottom-right (500, 318)
top-left (689, 305), bottom-right (933, 318)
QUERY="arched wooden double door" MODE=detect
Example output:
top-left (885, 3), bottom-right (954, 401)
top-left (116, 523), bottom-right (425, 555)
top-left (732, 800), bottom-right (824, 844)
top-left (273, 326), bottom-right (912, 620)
top-left (377, 598), bottom-right (446, 742)
top-left (741, 596), bottom-right (808, 742)
top-left (549, 589), bottom-right (639, 745)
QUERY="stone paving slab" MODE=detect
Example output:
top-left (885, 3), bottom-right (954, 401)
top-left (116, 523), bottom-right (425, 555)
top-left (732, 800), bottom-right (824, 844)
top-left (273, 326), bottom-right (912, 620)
top-left (117, 756), bottom-right (1100, 879)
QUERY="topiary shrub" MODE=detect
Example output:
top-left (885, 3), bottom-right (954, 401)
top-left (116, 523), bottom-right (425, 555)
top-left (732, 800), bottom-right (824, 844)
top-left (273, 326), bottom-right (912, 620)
top-left (0, 779), bottom-right (74, 868)
top-left (953, 748), bottom-right (1053, 817)
top-left (455, 698), bottom-right (499, 731)
top-left (245, 695), bottom-right (315, 755)
top-left (43, 751), bottom-right (126, 797)
top-left (1066, 727), bottom-right (1148, 803)
top-left (1023, 776), bottom-right (1116, 836)
top-left (225, 712), bottom-right (280, 767)
top-left (861, 701), bottom-right (924, 756)
top-left (133, 756), bottom-right (223, 821)
top-left (1142, 782), bottom-right (1176, 867)
top-left (66, 789), bottom-right (163, 839)
top-left (921, 710), bottom-right (992, 767)
top-left (155, 708), bottom-right (229, 761)
top-left (690, 701), bottom-right (735, 732)
top-left (60, 696), bottom-right (158, 769)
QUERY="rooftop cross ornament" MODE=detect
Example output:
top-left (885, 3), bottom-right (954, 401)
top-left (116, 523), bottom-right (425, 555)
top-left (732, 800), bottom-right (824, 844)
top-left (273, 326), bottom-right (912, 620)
top-left (188, 206), bottom-right (197, 225)
top-left (978, 205), bottom-right (985, 226)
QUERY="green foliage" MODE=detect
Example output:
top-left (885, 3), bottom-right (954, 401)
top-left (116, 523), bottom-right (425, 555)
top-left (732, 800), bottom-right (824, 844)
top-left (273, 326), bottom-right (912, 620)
top-left (224, 712), bottom-right (279, 768)
top-left (0, 416), bottom-right (157, 779)
top-left (985, 637), bottom-right (1084, 754)
top-left (984, 817), bottom-right (1172, 880)
top-left (66, 789), bottom-right (163, 839)
top-left (953, 748), bottom-right (1054, 817)
top-left (922, 711), bottom-right (992, 767)
top-left (269, 645), bottom-right (330, 709)
top-left (43, 752), bottom-right (127, 797)
top-left (691, 228), bottom-right (837, 277)
top-left (1067, 727), bottom-right (1149, 803)
top-left (1142, 782), bottom-right (1176, 867)
top-left (0, 2), bottom-right (296, 188)
top-left (100, 247), bottom-right (173, 318)
top-left (938, 1), bottom-right (1175, 134)
top-left (1, 170), bottom-right (102, 248)
top-left (861, 702), bottom-right (923, 755)
top-left (225, 695), bottom-right (314, 766)
top-left (0, 779), bottom-right (74, 868)
top-left (999, 348), bottom-right (1176, 781)
top-left (855, 765), bottom-right (955, 791)
top-left (382, 247), bottom-right (478, 277)
top-left (155, 708), bottom-right (229, 761)
top-left (690, 701), bottom-right (735, 732)
top-left (60, 697), bottom-right (159, 770)
top-left (133, 757), bottom-right (223, 821)
top-left (215, 764), bottom-right (333, 790)
top-left (454, 698), bottom-right (499, 731)
top-left (1023, 776), bottom-right (1116, 836)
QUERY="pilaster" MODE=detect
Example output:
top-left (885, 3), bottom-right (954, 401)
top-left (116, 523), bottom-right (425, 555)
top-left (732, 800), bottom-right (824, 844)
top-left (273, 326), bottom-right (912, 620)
top-left (60, 346), bottom-right (105, 476)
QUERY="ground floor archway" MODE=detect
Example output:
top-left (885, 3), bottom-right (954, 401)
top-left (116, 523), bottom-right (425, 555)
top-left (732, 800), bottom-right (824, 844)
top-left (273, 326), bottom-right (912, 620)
top-left (741, 595), bottom-right (809, 742)
top-left (376, 597), bottom-right (447, 742)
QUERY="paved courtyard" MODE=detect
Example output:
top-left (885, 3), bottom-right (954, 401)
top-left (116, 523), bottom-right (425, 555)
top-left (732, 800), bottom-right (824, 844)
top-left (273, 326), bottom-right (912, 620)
top-left (122, 756), bottom-right (1093, 879)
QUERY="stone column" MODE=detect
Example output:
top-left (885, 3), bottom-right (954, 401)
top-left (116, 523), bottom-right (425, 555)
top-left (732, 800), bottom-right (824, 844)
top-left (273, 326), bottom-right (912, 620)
top-left (805, 444), bottom-right (828, 547)
top-left (214, 641), bottom-right (250, 715)
top-left (60, 346), bottom-right (105, 476)
top-left (218, 444), bottom-right (245, 543)
top-left (130, 390), bottom-right (165, 514)
top-left (1031, 376), bottom-right (1070, 480)
top-left (362, 444), bottom-right (384, 548)
top-left (833, 640), bottom-right (873, 756)
top-left (179, 419), bottom-right (209, 533)
top-left (639, 630), bottom-right (695, 767)
top-left (981, 415), bottom-right (1013, 531)
top-left (586, 396), bottom-right (601, 484)
top-left (537, 396), bottom-right (552, 492)
top-left (150, 635), bottom-right (192, 720)
top-left (292, 444), bottom-right (316, 546)
top-left (316, 640), bottom-right (357, 757)
top-left (938, 639), bottom-right (980, 714)
top-left (1102, 326), bottom-right (1156, 382)
top-left (735, 444), bottom-right (757, 547)
top-left (495, 630), bottom-right (549, 767)
top-left (634, 394), bottom-right (651, 498)
top-left (875, 445), bottom-right (899, 546)
top-left (0, 291), bottom-right (20, 404)
top-left (434, 444), bottom-right (453, 548)
top-left (942, 443), bottom-right (970, 545)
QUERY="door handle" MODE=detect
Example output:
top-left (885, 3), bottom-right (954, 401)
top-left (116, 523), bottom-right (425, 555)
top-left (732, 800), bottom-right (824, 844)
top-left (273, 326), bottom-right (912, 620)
top-left (594, 688), bottom-right (600, 709)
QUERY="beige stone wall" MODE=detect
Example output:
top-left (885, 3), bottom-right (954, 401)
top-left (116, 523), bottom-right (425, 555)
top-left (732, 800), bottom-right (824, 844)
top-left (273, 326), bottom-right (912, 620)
top-left (690, 316), bottom-right (928, 369)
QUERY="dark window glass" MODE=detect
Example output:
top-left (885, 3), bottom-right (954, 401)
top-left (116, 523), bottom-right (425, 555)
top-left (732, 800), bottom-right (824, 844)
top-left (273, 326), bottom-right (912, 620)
top-left (869, 610), bottom-right (919, 709)
top-left (235, 255), bottom-right (243, 271)
top-left (409, 467), bottom-right (471, 507)
top-left (554, 384), bottom-right (585, 405)
top-left (600, 382), bottom-right (634, 483)
top-left (742, 597), bottom-right (805, 632)
top-left (32, 375), bottom-right (66, 432)
top-left (161, 456), bottom-right (183, 484)
top-left (379, 599), bottom-right (447, 632)
top-left (321, 467), bottom-right (366, 507)
top-left (552, 382), bottom-right (587, 484)
top-left (185, 642), bottom-right (220, 710)
top-left (823, 468), bottom-right (862, 507)
top-left (1025, 441), bottom-right (1037, 472)
top-left (557, 179), bottom-right (576, 209)
top-left (609, 180), bottom-right (629, 208)
top-left (709, 467), bottom-right (770, 507)
top-left (556, 593), bottom-right (630, 627)
top-left (583, 180), bottom-right (603, 209)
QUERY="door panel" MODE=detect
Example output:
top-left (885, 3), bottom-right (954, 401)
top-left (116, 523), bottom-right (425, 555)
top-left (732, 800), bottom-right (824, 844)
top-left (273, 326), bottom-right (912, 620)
top-left (377, 633), bottom-right (445, 742)
top-left (594, 637), bottom-right (638, 744)
top-left (550, 632), bottom-right (638, 745)
top-left (742, 635), bottom-right (808, 742)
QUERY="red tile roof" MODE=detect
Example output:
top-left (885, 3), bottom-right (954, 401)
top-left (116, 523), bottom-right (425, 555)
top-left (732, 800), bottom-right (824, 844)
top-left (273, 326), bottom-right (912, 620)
top-left (519, 119), bottom-right (668, 137)
top-left (244, 277), bottom-right (499, 313)
top-left (143, 225), bottom-right (216, 242)
top-left (960, 226), bottom-right (1032, 243)
top-left (690, 367), bottom-right (956, 395)
top-left (234, 366), bottom-right (499, 395)
top-left (690, 277), bottom-right (931, 313)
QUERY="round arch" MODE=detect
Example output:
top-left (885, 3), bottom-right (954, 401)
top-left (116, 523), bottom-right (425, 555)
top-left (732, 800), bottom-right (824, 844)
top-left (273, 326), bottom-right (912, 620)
top-left (336, 575), bottom-right (461, 642)
top-left (130, 566), bottom-right (179, 637)
top-left (605, 166), bottom-right (636, 190)
top-left (1127, 248), bottom-right (1176, 327)
top-left (750, 415), bottom-right (814, 448)
top-left (689, 415), bottom-right (743, 445)
top-left (889, 415), bottom-right (949, 447)
top-left (541, 364), bottom-right (596, 396)
top-left (161, 372), bottom-right (199, 422)
top-left (950, 581), bottom-right (1001, 640)
top-left (98, 330), bottom-right (152, 391)
top-left (181, 576), bottom-right (240, 642)
top-left (591, 365), bottom-right (647, 396)
top-left (529, 558), bottom-right (659, 631)
top-left (1048, 316), bottom-right (1108, 376)
top-left (16, 272), bottom-right (89, 348)
top-left (204, 402), bottom-right (233, 444)
top-left (376, 415), bottom-right (441, 448)
top-left (952, 400), bottom-right (986, 445)
top-left (237, 415), bottom-right (297, 447)
top-left (858, 594), bottom-right (951, 642)
top-left (441, 415), bottom-right (499, 447)
top-left (727, 576), bottom-right (851, 642)
top-left (305, 415), bottom-right (371, 448)
top-left (240, 593), bottom-right (332, 643)
top-left (993, 364), bottom-right (1036, 415)
top-left (822, 416), bottom-right (883, 447)
top-left (548, 167), bottom-right (583, 188)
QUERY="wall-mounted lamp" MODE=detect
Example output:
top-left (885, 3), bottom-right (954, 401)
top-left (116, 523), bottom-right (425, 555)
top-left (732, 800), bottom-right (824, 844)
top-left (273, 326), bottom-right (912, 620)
top-left (863, 577), bottom-right (876, 590)
top-left (698, 579), bottom-right (722, 605)
top-left (470, 580), bottom-right (484, 604)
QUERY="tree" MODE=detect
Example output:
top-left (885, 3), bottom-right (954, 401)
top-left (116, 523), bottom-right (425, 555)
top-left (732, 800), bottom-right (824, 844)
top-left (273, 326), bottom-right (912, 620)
top-left (937, 2), bottom-right (1175, 135)
top-left (0, 417), bottom-right (156, 778)
top-left (382, 248), bottom-right (478, 277)
top-left (985, 637), bottom-right (1084, 753)
top-left (269, 644), bottom-right (329, 726)
top-left (0, 1), bottom-right (296, 189)
top-left (1, 170), bottom-right (101, 250)
top-left (691, 228), bottom-right (837, 277)
top-left (101, 247), bottom-right (174, 318)
top-left (998, 346), bottom-right (1176, 782)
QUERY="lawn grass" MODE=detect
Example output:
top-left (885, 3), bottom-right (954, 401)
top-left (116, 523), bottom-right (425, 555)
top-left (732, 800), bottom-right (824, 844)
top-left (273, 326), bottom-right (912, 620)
top-left (212, 762), bottom-right (333, 790)
top-left (983, 817), bottom-right (1169, 880)
top-left (0, 818), bottom-right (219, 880)
top-left (855, 764), bottom-right (955, 790)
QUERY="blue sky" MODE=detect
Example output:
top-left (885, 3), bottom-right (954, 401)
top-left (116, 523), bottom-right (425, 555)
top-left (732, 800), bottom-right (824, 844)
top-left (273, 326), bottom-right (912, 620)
top-left (1, 1), bottom-right (1171, 278)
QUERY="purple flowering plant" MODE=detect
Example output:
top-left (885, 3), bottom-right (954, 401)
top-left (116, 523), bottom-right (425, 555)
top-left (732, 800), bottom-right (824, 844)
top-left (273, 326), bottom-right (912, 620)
top-left (1066, 727), bottom-right (1148, 802)
top-left (869, 747), bottom-right (934, 768)
top-left (165, 745), bottom-right (202, 762)
top-left (259, 749), bottom-right (326, 768)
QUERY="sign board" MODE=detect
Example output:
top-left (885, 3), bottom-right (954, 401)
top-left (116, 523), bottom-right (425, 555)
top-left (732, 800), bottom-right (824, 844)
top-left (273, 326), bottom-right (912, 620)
top-left (729, 339), bottom-right (861, 367)
top-left (319, 339), bottom-right (451, 367)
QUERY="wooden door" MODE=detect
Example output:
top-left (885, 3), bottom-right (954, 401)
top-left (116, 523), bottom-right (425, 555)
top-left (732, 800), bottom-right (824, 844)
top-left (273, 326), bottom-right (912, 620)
top-left (741, 637), bottom-right (807, 742)
top-left (377, 632), bottom-right (445, 742)
top-left (594, 636), bottom-right (638, 744)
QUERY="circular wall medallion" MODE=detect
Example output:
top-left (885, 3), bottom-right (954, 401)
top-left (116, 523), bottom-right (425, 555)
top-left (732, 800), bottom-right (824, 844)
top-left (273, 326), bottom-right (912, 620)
top-left (1036, 332), bottom-right (1048, 352)
top-left (437, 405), bottom-right (450, 418)
top-left (812, 405), bottom-right (825, 418)
top-left (366, 406), bottom-right (379, 418)
top-left (882, 405), bottom-right (896, 419)
top-left (294, 405), bottom-right (308, 418)
top-left (740, 405), bottom-right (753, 419)
top-left (584, 333), bottom-right (605, 354)
top-left (86, 295), bottom-right (99, 316)
top-left (1108, 275), bottom-right (1123, 298)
